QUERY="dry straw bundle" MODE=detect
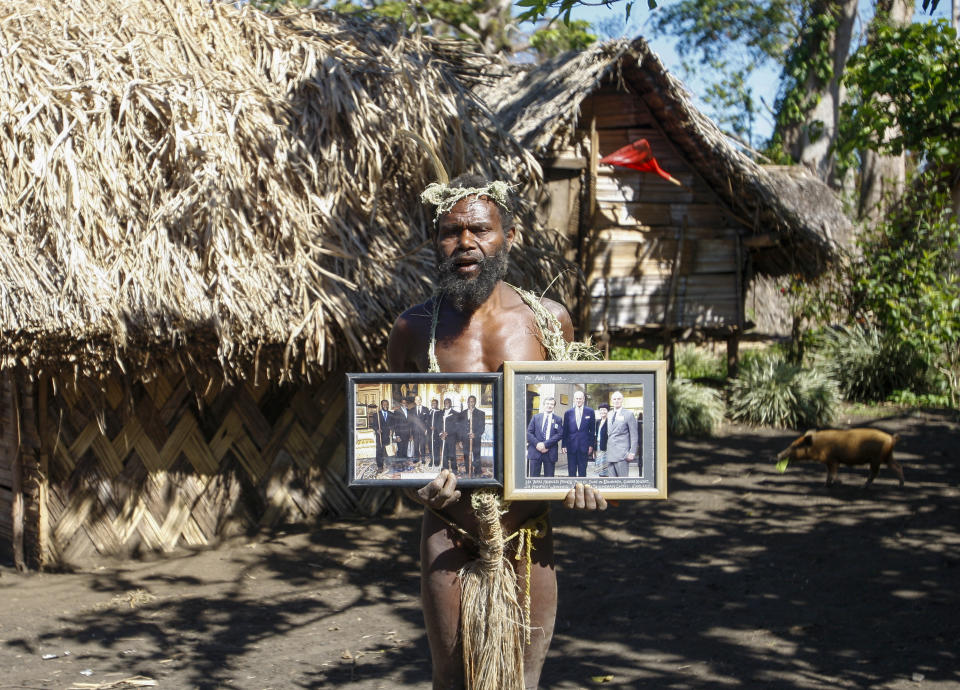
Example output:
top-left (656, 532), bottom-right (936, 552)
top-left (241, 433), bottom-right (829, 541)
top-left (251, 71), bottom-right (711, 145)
top-left (0, 0), bottom-right (560, 382)
top-left (459, 490), bottom-right (526, 690)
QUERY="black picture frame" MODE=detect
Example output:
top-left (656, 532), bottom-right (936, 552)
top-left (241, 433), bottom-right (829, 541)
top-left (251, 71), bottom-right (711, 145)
top-left (503, 360), bottom-right (668, 500)
top-left (346, 372), bottom-right (503, 488)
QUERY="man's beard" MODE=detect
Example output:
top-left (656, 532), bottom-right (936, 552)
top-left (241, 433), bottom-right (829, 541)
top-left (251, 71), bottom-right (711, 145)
top-left (435, 244), bottom-right (509, 313)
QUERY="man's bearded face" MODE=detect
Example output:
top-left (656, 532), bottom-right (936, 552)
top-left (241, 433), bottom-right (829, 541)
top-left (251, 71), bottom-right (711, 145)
top-left (435, 196), bottom-right (511, 313)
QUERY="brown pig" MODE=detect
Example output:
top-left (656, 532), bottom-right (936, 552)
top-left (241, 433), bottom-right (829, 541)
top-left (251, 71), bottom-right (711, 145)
top-left (776, 428), bottom-right (904, 488)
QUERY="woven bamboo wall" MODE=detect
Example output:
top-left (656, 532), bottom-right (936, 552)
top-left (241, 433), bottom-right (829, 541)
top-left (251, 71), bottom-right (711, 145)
top-left (35, 369), bottom-right (384, 567)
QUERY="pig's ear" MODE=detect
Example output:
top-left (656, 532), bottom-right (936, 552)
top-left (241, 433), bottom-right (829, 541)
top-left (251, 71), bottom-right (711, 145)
top-left (800, 431), bottom-right (815, 445)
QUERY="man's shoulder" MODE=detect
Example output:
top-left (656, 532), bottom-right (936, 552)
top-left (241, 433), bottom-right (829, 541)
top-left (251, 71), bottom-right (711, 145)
top-left (501, 287), bottom-right (574, 344)
top-left (388, 297), bottom-right (437, 371)
top-left (394, 297), bottom-right (436, 327)
top-left (502, 287), bottom-right (569, 318)
top-left (538, 295), bottom-right (570, 321)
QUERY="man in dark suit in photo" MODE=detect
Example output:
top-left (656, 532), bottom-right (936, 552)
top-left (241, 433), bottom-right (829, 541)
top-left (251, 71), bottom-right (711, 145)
top-left (412, 395), bottom-right (431, 466)
top-left (370, 399), bottom-right (393, 473)
top-left (427, 399), bottom-right (443, 467)
top-left (561, 389), bottom-right (595, 477)
top-left (391, 397), bottom-right (415, 463)
top-left (526, 396), bottom-right (562, 477)
top-left (438, 397), bottom-right (462, 473)
top-left (462, 395), bottom-right (486, 476)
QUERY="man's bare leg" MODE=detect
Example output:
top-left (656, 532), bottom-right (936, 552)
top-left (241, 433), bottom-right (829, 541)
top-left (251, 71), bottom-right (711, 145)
top-left (522, 524), bottom-right (557, 690)
top-left (421, 509), bottom-right (557, 690)
top-left (421, 509), bottom-right (469, 689)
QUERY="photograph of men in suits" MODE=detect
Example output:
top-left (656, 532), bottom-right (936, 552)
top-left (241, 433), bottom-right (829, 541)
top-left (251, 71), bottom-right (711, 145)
top-left (526, 396), bottom-right (562, 477)
top-left (438, 397), bottom-right (462, 473)
top-left (560, 389), bottom-right (595, 477)
top-left (593, 402), bottom-right (610, 476)
top-left (371, 399), bottom-right (393, 473)
top-left (605, 390), bottom-right (638, 477)
top-left (462, 395), bottom-right (485, 476)
top-left (412, 395), bottom-right (431, 466)
top-left (391, 396), bottom-right (415, 461)
top-left (427, 399), bottom-right (443, 468)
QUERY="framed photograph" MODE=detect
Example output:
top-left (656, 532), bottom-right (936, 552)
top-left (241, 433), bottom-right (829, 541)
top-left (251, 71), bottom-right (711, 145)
top-left (502, 360), bottom-right (667, 501)
top-left (346, 373), bottom-right (503, 487)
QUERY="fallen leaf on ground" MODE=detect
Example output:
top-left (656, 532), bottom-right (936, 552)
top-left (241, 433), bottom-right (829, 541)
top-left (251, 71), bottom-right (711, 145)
top-left (590, 675), bottom-right (615, 683)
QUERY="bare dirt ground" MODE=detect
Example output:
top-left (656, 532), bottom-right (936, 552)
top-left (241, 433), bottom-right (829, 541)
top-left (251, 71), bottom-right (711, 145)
top-left (2, 407), bottom-right (958, 690)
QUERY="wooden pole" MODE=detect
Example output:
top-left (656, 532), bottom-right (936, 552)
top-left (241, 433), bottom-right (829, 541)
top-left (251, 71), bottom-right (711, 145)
top-left (726, 333), bottom-right (740, 380)
top-left (10, 373), bottom-right (24, 571)
top-left (37, 373), bottom-right (49, 568)
top-left (577, 115), bottom-right (600, 338)
top-left (663, 216), bottom-right (688, 377)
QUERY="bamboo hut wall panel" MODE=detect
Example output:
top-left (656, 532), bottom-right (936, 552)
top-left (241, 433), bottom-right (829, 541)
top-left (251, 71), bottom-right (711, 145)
top-left (592, 274), bottom-right (738, 297)
top-left (596, 201), bottom-right (736, 229)
top-left (584, 87), bottom-right (657, 129)
top-left (588, 238), bottom-right (737, 278)
top-left (37, 370), bottom-right (363, 567)
top-left (537, 172), bottom-right (582, 256)
top-left (595, 171), bottom-right (725, 204)
top-left (588, 296), bottom-right (738, 329)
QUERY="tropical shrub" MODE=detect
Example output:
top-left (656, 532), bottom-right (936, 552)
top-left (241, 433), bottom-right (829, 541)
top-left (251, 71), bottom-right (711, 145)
top-left (667, 378), bottom-right (725, 437)
top-left (674, 344), bottom-right (726, 382)
top-left (727, 354), bottom-right (839, 429)
top-left (814, 325), bottom-right (926, 403)
top-left (610, 345), bottom-right (662, 361)
top-left (887, 389), bottom-right (952, 409)
top-left (833, 182), bottom-right (959, 407)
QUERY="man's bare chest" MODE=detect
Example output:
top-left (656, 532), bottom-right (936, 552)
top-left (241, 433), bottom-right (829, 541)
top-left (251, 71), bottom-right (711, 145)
top-left (433, 314), bottom-right (545, 372)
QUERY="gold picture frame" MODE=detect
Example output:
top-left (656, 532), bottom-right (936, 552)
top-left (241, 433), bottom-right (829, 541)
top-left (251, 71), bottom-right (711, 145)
top-left (503, 360), bottom-right (667, 501)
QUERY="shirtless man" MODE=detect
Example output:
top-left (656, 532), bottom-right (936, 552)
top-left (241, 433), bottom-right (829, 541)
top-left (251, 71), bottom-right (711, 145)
top-left (387, 173), bottom-right (606, 689)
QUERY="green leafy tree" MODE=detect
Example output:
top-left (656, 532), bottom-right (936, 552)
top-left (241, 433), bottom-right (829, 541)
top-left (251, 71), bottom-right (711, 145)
top-left (841, 185), bottom-right (960, 405)
top-left (327, 0), bottom-right (517, 53)
top-left (838, 20), bottom-right (960, 171)
top-left (529, 18), bottom-right (596, 56)
top-left (322, 1), bottom-right (598, 58)
top-left (516, 0), bottom-right (642, 24)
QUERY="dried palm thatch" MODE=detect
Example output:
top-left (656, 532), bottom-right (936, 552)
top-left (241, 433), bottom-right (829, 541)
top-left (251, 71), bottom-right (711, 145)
top-left (480, 38), bottom-right (853, 277)
top-left (0, 0), bottom-right (562, 382)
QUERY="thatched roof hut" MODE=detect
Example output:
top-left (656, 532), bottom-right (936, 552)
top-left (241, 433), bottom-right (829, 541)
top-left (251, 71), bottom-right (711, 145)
top-left (0, 0), bottom-right (561, 568)
top-left (481, 38), bottom-right (852, 276)
top-left (478, 38), bottom-right (853, 344)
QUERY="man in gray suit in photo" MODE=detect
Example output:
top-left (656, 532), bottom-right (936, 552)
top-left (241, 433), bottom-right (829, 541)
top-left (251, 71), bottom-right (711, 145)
top-left (605, 390), bottom-right (638, 477)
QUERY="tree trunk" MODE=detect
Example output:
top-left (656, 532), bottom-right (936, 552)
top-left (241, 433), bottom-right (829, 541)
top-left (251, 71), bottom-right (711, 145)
top-left (857, 0), bottom-right (914, 223)
top-left (778, 0), bottom-right (858, 187)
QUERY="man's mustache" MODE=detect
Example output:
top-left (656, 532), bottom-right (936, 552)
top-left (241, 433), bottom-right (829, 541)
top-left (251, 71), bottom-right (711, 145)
top-left (439, 250), bottom-right (488, 271)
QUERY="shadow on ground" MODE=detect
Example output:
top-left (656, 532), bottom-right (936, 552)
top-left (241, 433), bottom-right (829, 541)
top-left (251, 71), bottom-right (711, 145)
top-left (546, 410), bottom-right (959, 689)
top-left (1, 410), bottom-right (957, 689)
